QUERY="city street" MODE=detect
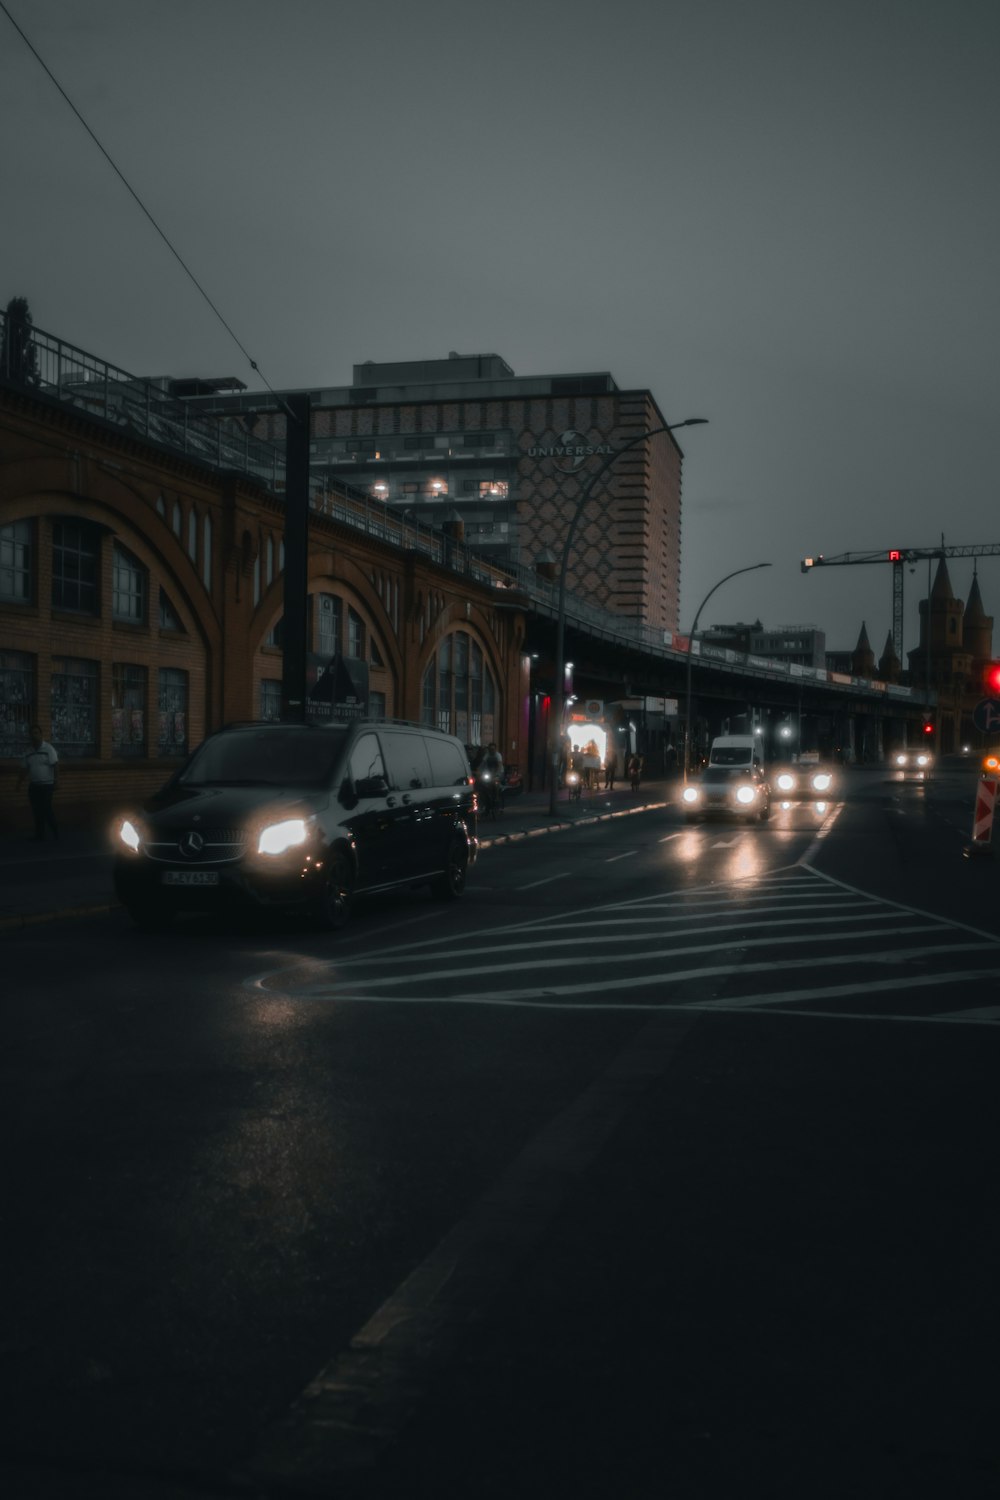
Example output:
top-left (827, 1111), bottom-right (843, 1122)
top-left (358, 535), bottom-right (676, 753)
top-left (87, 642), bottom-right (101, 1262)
top-left (3, 766), bottom-right (1000, 1497)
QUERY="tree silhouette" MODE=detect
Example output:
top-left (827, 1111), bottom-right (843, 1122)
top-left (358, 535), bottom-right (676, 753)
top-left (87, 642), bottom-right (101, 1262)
top-left (1, 296), bottom-right (40, 385)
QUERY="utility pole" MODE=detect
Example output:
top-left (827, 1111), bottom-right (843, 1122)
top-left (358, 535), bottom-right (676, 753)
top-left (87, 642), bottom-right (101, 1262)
top-left (281, 394), bottom-right (311, 722)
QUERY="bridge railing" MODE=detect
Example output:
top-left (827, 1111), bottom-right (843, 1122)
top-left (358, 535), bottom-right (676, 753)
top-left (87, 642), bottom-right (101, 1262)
top-left (1, 310), bottom-right (922, 704)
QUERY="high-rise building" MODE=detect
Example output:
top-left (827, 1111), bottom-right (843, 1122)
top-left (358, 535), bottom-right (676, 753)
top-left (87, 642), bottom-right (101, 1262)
top-left (184, 352), bottom-right (688, 633)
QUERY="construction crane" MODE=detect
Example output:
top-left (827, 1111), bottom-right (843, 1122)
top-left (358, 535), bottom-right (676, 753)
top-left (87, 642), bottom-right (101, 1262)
top-left (801, 542), bottom-right (1000, 665)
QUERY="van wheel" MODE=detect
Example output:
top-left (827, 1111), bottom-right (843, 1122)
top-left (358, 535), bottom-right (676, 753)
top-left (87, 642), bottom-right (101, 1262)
top-left (314, 854), bottom-right (354, 930)
top-left (432, 839), bottom-right (468, 899)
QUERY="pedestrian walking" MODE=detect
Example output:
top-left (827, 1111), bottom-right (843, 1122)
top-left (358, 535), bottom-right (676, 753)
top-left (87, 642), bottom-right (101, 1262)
top-left (18, 723), bottom-right (59, 840)
top-left (627, 752), bottom-right (643, 792)
top-left (603, 751), bottom-right (618, 790)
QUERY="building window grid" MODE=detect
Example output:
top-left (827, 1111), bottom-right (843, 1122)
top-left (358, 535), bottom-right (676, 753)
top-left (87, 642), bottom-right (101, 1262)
top-left (52, 523), bottom-right (100, 615)
top-left (260, 679), bottom-right (282, 721)
top-left (112, 544), bottom-right (147, 623)
top-left (423, 631), bottom-right (496, 746)
top-left (158, 668), bottom-right (188, 756)
top-left (0, 519), bottom-right (33, 603)
top-left (0, 649), bottom-right (34, 756)
top-left (51, 656), bottom-right (99, 757)
top-left (111, 663), bottom-right (147, 757)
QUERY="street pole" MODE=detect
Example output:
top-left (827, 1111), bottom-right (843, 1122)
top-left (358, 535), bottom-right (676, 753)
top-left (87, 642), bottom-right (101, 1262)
top-left (682, 562), bottom-right (772, 782)
top-left (547, 419), bottom-right (708, 817)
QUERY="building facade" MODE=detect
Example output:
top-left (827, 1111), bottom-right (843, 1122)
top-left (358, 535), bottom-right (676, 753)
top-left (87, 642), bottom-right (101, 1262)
top-left (186, 352), bottom-right (687, 634)
top-left (0, 372), bottom-right (528, 829)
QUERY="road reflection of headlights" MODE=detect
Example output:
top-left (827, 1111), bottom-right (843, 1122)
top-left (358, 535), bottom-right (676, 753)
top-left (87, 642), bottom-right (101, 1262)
top-left (780, 800), bottom-right (792, 811)
top-left (813, 801), bottom-right (828, 816)
top-left (258, 818), bottom-right (309, 856)
top-left (736, 785), bottom-right (756, 805)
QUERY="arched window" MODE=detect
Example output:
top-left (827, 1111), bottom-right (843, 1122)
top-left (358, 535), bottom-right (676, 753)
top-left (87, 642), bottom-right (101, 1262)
top-left (421, 630), bottom-right (496, 746)
top-left (172, 501), bottom-right (182, 538)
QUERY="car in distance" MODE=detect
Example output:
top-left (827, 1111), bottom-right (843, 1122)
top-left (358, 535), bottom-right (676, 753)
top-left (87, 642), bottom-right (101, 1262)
top-left (772, 763), bottom-right (836, 799)
top-left (114, 719), bottom-right (478, 930)
top-left (892, 748), bottom-right (934, 775)
top-left (681, 762), bottom-right (771, 822)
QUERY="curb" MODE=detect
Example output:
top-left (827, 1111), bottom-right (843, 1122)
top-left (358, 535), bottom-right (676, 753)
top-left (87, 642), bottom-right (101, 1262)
top-left (479, 799), bottom-right (669, 850)
top-left (0, 900), bottom-right (120, 933)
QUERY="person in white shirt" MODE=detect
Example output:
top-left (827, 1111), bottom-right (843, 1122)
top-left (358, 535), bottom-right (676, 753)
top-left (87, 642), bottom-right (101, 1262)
top-left (18, 723), bottom-right (59, 840)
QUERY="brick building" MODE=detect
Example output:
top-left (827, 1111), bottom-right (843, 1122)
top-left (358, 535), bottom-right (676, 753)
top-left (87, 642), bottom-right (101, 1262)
top-left (185, 352), bottom-right (688, 634)
top-left (0, 340), bottom-right (528, 829)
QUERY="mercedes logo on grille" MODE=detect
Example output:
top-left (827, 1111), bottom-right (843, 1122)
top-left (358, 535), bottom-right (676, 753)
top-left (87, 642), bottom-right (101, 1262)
top-left (179, 831), bottom-right (204, 859)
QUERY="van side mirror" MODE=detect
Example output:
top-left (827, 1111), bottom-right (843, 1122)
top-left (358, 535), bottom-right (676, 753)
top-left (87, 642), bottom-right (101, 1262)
top-left (355, 774), bottom-right (390, 798)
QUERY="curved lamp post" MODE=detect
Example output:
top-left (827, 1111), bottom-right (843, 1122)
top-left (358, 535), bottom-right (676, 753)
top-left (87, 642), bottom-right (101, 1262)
top-left (547, 418), bottom-right (708, 816)
top-left (682, 562), bottom-right (772, 781)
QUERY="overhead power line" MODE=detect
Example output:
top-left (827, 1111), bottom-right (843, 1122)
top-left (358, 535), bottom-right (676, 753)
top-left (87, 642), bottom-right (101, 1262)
top-left (0, 0), bottom-right (298, 421)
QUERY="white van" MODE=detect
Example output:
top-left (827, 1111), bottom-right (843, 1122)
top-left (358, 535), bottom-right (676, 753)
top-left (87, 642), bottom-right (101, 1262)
top-left (708, 734), bottom-right (764, 772)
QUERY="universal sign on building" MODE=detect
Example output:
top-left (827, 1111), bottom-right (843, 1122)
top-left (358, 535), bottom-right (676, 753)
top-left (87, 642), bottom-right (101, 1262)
top-left (528, 429), bottom-right (614, 473)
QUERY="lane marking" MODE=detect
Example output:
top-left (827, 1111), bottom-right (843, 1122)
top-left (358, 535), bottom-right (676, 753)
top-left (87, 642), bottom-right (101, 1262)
top-left (604, 851), bottom-right (636, 863)
top-left (518, 873), bottom-right (567, 890)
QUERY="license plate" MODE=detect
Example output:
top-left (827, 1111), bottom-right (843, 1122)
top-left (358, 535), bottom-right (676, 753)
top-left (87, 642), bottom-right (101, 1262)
top-left (162, 870), bottom-right (220, 887)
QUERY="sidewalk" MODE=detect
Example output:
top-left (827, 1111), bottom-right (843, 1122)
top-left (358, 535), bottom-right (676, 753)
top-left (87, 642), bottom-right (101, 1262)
top-left (0, 779), bottom-right (676, 932)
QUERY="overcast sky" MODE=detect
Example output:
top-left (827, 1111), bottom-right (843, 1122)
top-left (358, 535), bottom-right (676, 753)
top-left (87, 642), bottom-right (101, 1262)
top-left (4, 0), bottom-right (999, 658)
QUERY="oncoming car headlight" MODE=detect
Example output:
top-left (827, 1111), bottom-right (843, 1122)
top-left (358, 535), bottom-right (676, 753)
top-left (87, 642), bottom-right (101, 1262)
top-left (735, 785), bottom-right (756, 806)
top-left (775, 772), bottom-right (796, 793)
top-left (811, 772), bottom-right (833, 792)
top-left (682, 786), bottom-right (700, 805)
top-left (258, 818), bottom-right (310, 856)
top-left (916, 753), bottom-right (931, 768)
top-left (895, 753), bottom-right (908, 767)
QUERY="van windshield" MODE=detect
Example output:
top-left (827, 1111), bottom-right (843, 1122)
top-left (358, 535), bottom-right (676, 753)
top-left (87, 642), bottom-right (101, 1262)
top-left (179, 727), bottom-right (350, 788)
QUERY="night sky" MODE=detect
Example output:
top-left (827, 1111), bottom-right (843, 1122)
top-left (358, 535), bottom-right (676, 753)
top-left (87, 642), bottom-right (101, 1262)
top-left (4, 0), bottom-right (998, 660)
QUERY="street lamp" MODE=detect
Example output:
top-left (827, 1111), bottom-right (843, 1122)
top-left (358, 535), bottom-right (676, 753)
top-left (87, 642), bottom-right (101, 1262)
top-left (547, 419), bottom-right (708, 816)
top-left (682, 562), bottom-right (772, 781)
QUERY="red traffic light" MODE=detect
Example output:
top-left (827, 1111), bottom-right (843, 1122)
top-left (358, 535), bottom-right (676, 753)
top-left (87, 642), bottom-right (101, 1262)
top-left (922, 719), bottom-right (934, 736)
top-left (984, 662), bottom-right (1000, 697)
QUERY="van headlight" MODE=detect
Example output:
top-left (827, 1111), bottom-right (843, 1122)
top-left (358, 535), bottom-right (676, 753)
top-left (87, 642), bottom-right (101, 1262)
top-left (811, 772), bottom-right (832, 792)
top-left (895, 753), bottom-right (907, 766)
top-left (258, 818), bottom-right (310, 856)
top-left (776, 772), bottom-right (796, 793)
top-left (736, 785), bottom-right (756, 806)
top-left (118, 817), bottom-right (143, 853)
top-left (682, 786), bottom-right (699, 804)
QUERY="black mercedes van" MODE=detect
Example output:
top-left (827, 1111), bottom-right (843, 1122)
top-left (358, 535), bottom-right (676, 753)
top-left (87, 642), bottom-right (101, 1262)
top-left (113, 719), bottom-right (478, 930)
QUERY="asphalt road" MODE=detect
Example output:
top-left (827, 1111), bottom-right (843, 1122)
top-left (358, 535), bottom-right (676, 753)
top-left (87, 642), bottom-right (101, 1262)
top-left (3, 768), bottom-right (1000, 1498)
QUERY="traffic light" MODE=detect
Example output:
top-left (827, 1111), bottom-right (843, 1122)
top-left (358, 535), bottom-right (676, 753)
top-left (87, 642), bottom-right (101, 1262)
top-left (921, 718), bottom-right (935, 738)
top-left (984, 662), bottom-right (1000, 697)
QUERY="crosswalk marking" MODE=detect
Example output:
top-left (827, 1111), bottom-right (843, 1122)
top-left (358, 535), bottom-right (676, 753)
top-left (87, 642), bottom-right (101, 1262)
top-left (249, 864), bottom-right (1000, 1026)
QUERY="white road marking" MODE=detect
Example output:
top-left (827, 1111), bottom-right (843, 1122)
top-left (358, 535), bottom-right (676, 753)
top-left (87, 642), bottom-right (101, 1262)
top-left (518, 873), bottom-right (566, 890)
top-left (604, 851), bottom-right (635, 863)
